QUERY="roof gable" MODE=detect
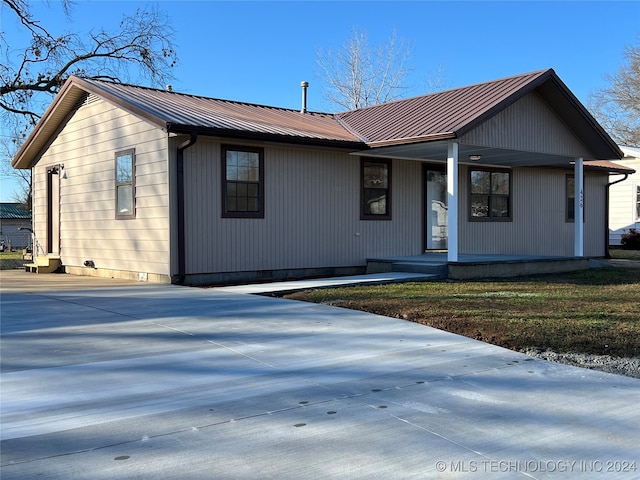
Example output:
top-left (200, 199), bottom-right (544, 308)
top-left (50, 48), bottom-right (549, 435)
top-left (336, 70), bottom-right (551, 144)
top-left (336, 69), bottom-right (622, 161)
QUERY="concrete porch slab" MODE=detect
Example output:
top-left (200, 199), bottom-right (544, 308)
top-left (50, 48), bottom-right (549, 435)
top-left (367, 254), bottom-right (592, 279)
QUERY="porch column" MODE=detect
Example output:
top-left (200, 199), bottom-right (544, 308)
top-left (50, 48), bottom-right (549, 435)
top-left (574, 157), bottom-right (584, 256)
top-left (447, 142), bottom-right (459, 262)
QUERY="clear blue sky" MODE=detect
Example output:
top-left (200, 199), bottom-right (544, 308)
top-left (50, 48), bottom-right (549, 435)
top-left (1, 0), bottom-right (639, 201)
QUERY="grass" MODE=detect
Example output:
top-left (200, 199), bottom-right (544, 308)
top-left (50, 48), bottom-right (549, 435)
top-left (0, 250), bottom-right (24, 260)
top-left (285, 267), bottom-right (640, 358)
top-left (610, 248), bottom-right (640, 261)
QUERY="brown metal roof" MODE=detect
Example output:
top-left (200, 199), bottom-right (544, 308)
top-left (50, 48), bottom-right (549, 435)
top-left (76, 77), bottom-right (361, 143)
top-left (336, 69), bottom-right (622, 161)
top-left (584, 160), bottom-right (636, 174)
top-left (13, 70), bottom-right (623, 170)
top-left (336, 69), bottom-right (554, 144)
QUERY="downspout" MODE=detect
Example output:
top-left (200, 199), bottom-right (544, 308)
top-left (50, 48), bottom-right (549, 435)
top-left (605, 173), bottom-right (629, 259)
top-left (175, 132), bottom-right (198, 284)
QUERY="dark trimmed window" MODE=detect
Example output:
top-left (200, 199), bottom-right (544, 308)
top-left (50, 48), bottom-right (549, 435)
top-left (469, 168), bottom-right (511, 221)
top-left (222, 145), bottom-right (264, 218)
top-left (566, 175), bottom-right (585, 222)
top-left (361, 158), bottom-right (391, 220)
top-left (115, 149), bottom-right (135, 219)
top-left (636, 185), bottom-right (639, 220)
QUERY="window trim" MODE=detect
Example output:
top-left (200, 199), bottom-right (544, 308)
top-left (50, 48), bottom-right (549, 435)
top-left (360, 157), bottom-right (392, 220)
top-left (468, 167), bottom-right (512, 222)
top-left (635, 184), bottom-right (640, 221)
top-left (115, 148), bottom-right (136, 219)
top-left (221, 145), bottom-right (265, 219)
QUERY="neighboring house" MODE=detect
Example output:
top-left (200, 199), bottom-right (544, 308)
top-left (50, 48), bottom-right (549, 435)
top-left (11, 69), bottom-right (633, 284)
top-left (609, 146), bottom-right (640, 246)
top-left (0, 203), bottom-right (32, 250)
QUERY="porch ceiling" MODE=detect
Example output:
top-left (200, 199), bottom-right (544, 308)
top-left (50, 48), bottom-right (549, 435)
top-left (355, 140), bottom-right (580, 169)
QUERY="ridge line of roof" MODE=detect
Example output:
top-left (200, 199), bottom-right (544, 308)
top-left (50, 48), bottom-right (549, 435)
top-left (80, 77), bottom-right (335, 116)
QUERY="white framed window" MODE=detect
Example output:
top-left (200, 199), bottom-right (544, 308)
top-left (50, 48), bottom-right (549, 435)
top-left (115, 149), bottom-right (135, 219)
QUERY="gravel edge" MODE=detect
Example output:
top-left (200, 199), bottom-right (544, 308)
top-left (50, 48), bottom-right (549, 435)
top-left (520, 348), bottom-right (640, 379)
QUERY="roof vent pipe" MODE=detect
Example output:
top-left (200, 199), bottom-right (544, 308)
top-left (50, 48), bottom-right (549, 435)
top-left (300, 81), bottom-right (309, 114)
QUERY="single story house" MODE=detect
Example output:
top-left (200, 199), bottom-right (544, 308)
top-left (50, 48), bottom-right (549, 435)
top-left (0, 203), bottom-right (32, 250)
top-left (609, 146), bottom-right (640, 246)
top-left (11, 69), bottom-right (634, 284)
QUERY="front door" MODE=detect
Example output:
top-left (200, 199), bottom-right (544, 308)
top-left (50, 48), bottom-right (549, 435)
top-left (46, 165), bottom-right (61, 254)
top-left (425, 168), bottom-right (447, 250)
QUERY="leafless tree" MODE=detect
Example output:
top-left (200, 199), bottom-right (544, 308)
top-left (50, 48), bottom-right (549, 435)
top-left (0, 0), bottom-right (178, 205)
top-left (316, 27), bottom-right (413, 111)
top-left (589, 38), bottom-right (640, 147)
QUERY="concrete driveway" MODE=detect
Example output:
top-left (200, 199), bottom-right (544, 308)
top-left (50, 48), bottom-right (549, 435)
top-left (1, 271), bottom-right (639, 479)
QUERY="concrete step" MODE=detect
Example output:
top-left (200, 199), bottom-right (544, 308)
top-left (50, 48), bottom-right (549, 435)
top-left (391, 262), bottom-right (448, 277)
top-left (24, 256), bottom-right (61, 274)
top-left (366, 259), bottom-right (447, 278)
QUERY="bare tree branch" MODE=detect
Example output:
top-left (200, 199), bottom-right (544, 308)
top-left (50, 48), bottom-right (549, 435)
top-left (589, 37), bottom-right (640, 147)
top-left (1, 0), bottom-right (178, 206)
top-left (316, 27), bottom-right (414, 111)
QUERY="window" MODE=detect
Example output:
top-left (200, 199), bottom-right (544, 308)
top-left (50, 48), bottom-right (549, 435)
top-left (469, 169), bottom-right (511, 221)
top-left (361, 158), bottom-right (391, 220)
top-left (115, 149), bottom-right (135, 218)
top-left (566, 175), bottom-right (584, 222)
top-left (222, 145), bottom-right (264, 218)
top-left (635, 185), bottom-right (640, 220)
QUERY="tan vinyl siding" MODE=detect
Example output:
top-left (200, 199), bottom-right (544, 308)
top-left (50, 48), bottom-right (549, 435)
top-left (32, 97), bottom-right (170, 276)
top-left (460, 166), bottom-right (606, 256)
top-left (459, 92), bottom-right (593, 159)
top-left (183, 140), bottom-right (423, 274)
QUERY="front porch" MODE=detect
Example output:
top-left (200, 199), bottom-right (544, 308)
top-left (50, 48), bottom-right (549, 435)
top-left (366, 253), bottom-right (591, 279)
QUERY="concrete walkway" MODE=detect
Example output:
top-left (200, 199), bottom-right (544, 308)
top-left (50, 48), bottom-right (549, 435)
top-left (1, 271), bottom-right (639, 479)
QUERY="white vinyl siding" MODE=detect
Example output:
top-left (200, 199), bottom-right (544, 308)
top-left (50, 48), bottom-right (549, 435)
top-left (32, 97), bottom-right (169, 275)
top-left (609, 158), bottom-right (640, 246)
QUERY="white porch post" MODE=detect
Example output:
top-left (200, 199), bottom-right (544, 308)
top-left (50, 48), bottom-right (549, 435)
top-left (447, 142), bottom-right (459, 262)
top-left (574, 157), bottom-right (584, 257)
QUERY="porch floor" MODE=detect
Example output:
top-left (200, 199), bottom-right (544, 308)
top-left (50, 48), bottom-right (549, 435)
top-left (366, 253), bottom-right (592, 279)
top-left (369, 252), bottom-right (579, 263)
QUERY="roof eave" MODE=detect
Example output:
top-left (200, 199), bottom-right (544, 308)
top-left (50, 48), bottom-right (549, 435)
top-left (167, 124), bottom-right (366, 149)
top-left (584, 160), bottom-right (635, 174)
top-left (366, 132), bottom-right (456, 148)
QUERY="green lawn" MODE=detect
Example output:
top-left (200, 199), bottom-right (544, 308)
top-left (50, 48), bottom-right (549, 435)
top-left (0, 250), bottom-right (24, 260)
top-left (610, 248), bottom-right (640, 261)
top-left (285, 267), bottom-right (640, 358)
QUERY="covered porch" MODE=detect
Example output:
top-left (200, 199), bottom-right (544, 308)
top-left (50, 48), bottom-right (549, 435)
top-left (340, 69), bottom-right (626, 264)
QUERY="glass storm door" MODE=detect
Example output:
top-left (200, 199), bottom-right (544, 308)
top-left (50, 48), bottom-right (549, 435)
top-left (425, 169), bottom-right (448, 250)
